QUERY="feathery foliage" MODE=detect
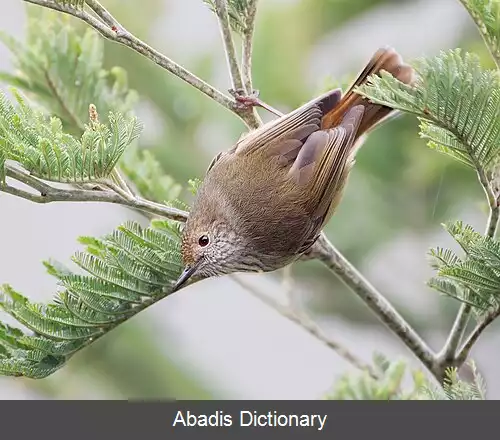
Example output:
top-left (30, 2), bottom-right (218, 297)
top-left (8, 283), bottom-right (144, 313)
top-left (358, 38), bottom-right (500, 321)
top-left (325, 353), bottom-right (426, 400)
top-left (420, 361), bottom-right (487, 400)
top-left (0, 10), bottom-right (138, 134)
top-left (1, 0), bottom-right (498, 395)
top-left (0, 219), bottom-right (183, 378)
top-left (120, 145), bottom-right (182, 204)
top-left (428, 221), bottom-right (500, 313)
top-left (327, 354), bottom-right (486, 400)
top-left (0, 89), bottom-right (141, 183)
top-left (0, 9), bottom-right (182, 200)
top-left (459, 0), bottom-right (500, 67)
top-left (357, 49), bottom-right (500, 170)
top-left (203, 0), bottom-right (255, 35)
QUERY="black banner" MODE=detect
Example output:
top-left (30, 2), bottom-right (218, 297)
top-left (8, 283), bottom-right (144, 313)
top-left (0, 400), bottom-right (484, 439)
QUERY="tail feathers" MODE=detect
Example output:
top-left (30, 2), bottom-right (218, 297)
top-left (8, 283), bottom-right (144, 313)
top-left (320, 47), bottom-right (415, 135)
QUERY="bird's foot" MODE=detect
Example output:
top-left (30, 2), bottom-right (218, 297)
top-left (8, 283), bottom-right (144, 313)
top-left (229, 88), bottom-right (284, 117)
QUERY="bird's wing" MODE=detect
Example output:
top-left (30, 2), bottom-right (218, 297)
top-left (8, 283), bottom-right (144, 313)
top-left (289, 105), bottom-right (365, 229)
top-left (231, 89), bottom-right (342, 159)
top-left (207, 47), bottom-right (413, 176)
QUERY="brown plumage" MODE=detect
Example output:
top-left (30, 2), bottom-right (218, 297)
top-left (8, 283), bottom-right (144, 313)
top-left (173, 47), bottom-right (415, 291)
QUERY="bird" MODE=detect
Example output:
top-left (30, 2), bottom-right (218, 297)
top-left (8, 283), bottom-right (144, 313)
top-left (172, 47), bottom-right (415, 292)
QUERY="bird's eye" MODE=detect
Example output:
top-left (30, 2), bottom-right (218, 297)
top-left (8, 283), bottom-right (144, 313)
top-left (198, 235), bottom-right (210, 247)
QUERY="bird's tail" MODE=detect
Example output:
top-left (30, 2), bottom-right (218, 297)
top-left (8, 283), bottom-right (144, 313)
top-left (321, 47), bottom-right (415, 136)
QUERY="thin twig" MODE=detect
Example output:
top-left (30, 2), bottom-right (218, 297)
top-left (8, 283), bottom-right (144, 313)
top-left (4, 165), bottom-right (188, 222)
top-left (241, 0), bottom-right (259, 95)
top-left (23, 0), bottom-right (257, 129)
top-left (309, 233), bottom-right (440, 379)
top-left (1, 183), bottom-right (50, 203)
top-left (437, 170), bottom-right (500, 372)
top-left (232, 274), bottom-right (380, 380)
top-left (85, 0), bottom-right (117, 29)
top-left (458, 0), bottom-right (500, 69)
top-left (214, 0), bottom-right (245, 92)
top-left (436, 304), bottom-right (471, 364)
top-left (485, 198), bottom-right (500, 238)
top-left (450, 202), bottom-right (500, 368)
top-left (456, 308), bottom-right (500, 366)
top-left (213, 0), bottom-right (262, 128)
top-left (44, 70), bottom-right (84, 131)
top-left (102, 179), bottom-right (135, 201)
top-left (109, 168), bottom-right (135, 198)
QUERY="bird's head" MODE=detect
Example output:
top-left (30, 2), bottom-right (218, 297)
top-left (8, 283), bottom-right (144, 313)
top-left (171, 192), bottom-right (250, 292)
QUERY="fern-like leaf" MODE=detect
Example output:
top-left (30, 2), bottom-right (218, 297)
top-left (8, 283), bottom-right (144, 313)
top-left (120, 145), bottom-right (182, 204)
top-left (0, 219), bottom-right (183, 379)
top-left (0, 89), bottom-right (142, 183)
top-left (357, 49), bottom-right (500, 170)
top-left (429, 221), bottom-right (500, 312)
top-left (325, 353), bottom-right (427, 400)
top-left (0, 13), bottom-right (138, 133)
top-left (460, 0), bottom-right (500, 67)
top-left (0, 13), bottom-right (187, 204)
top-left (420, 361), bottom-right (487, 400)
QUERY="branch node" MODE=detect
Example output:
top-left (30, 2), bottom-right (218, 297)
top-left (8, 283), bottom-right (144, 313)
top-left (230, 88), bottom-right (283, 117)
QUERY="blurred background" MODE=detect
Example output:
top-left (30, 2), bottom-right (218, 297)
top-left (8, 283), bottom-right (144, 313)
top-left (0, 0), bottom-right (498, 399)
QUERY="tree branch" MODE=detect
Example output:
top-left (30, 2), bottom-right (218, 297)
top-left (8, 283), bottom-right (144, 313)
top-left (214, 0), bottom-right (244, 92)
top-left (458, 0), bottom-right (500, 69)
top-left (449, 203), bottom-right (500, 368)
top-left (22, 0), bottom-right (260, 129)
top-left (436, 304), bottom-right (471, 365)
top-left (3, 164), bottom-right (188, 222)
top-left (436, 167), bottom-right (500, 371)
top-left (456, 308), bottom-right (500, 366)
top-left (241, 0), bottom-right (259, 95)
top-left (232, 274), bottom-right (380, 380)
top-left (308, 233), bottom-right (440, 379)
top-left (212, 0), bottom-right (262, 128)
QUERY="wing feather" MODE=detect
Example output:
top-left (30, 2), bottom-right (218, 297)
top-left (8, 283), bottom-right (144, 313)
top-left (302, 105), bottom-right (365, 227)
top-left (234, 89), bottom-right (342, 156)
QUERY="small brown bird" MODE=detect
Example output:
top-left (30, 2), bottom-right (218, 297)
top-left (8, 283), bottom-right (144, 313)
top-left (173, 47), bottom-right (415, 291)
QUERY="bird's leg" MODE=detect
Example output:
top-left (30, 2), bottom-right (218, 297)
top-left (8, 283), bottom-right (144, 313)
top-left (229, 88), bottom-right (284, 117)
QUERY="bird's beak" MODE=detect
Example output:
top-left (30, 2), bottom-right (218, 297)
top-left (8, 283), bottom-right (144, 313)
top-left (171, 258), bottom-right (203, 292)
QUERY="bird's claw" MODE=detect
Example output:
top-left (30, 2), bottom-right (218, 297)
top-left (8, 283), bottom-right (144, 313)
top-left (229, 88), bottom-right (261, 111)
top-left (229, 88), bottom-right (284, 117)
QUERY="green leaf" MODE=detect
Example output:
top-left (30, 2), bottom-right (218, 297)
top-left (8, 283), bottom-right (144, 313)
top-left (428, 221), bottom-right (500, 312)
top-left (460, 0), bottom-right (500, 67)
top-left (188, 178), bottom-right (202, 195)
top-left (0, 217), bottom-right (183, 378)
top-left (325, 355), bottom-right (428, 400)
top-left (357, 49), bottom-right (500, 169)
top-left (0, 143), bottom-right (5, 184)
top-left (120, 145), bottom-right (182, 203)
top-left (0, 89), bottom-right (142, 183)
top-left (0, 18), bottom-right (138, 134)
top-left (420, 360), bottom-right (487, 400)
